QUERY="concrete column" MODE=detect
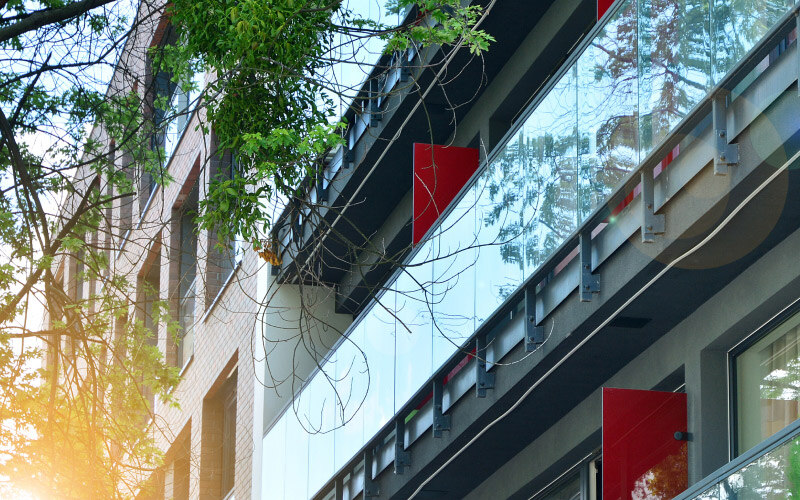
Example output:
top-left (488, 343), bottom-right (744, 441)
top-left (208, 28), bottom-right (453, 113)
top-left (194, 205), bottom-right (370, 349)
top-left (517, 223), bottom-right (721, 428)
top-left (685, 348), bottom-right (729, 486)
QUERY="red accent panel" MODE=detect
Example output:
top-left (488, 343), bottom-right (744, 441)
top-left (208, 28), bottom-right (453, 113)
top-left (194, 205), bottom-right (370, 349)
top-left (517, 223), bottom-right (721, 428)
top-left (598, 0), bottom-right (615, 19)
top-left (603, 388), bottom-right (688, 500)
top-left (413, 143), bottom-right (479, 245)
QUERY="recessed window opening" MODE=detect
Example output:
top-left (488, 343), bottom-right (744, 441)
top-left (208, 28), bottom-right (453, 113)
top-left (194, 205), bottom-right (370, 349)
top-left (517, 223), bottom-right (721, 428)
top-left (735, 308), bottom-right (800, 455)
top-left (149, 25), bottom-right (204, 173)
top-left (176, 183), bottom-right (198, 368)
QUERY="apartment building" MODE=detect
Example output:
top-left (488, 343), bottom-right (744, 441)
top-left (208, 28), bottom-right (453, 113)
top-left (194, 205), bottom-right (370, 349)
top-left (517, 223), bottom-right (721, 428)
top-left (51, 0), bottom-right (800, 498)
top-left (257, 0), bottom-right (800, 499)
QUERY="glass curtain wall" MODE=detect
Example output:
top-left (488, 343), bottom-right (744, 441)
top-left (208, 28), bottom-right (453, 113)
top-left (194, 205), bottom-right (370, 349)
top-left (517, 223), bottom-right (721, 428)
top-left (262, 0), bottom-right (799, 497)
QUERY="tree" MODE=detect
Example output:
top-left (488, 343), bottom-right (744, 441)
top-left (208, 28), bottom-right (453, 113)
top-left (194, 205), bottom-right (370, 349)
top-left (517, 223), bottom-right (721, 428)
top-left (0, 0), bottom-right (494, 497)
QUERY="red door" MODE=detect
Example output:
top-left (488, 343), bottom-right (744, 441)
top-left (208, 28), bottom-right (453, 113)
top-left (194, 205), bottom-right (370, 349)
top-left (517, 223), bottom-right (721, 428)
top-left (602, 388), bottom-right (688, 500)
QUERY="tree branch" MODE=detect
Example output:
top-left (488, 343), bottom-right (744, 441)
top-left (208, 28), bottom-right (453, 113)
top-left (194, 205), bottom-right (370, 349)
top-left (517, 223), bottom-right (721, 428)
top-left (0, 0), bottom-right (116, 44)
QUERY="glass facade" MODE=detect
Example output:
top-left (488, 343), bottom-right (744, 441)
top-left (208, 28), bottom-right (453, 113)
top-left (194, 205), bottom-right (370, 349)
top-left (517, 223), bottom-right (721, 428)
top-left (262, 0), bottom-right (798, 497)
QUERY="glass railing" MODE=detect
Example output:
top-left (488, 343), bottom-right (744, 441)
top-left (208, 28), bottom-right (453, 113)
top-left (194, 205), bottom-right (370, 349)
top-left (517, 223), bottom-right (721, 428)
top-left (177, 277), bottom-right (195, 368)
top-left (262, 0), bottom-right (800, 498)
top-left (677, 421), bottom-right (800, 500)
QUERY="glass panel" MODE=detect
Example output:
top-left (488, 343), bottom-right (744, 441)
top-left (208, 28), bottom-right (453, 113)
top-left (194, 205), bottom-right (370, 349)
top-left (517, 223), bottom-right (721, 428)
top-left (284, 408), bottom-right (309, 500)
top-left (261, 416), bottom-right (286, 500)
top-left (394, 242), bottom-right (434, 409)
top-left (695, 484), bottom-right (721, 500)
top-left (639, 0), bottom-right (711, 156)
top-left (334, 323), bottom-right (366, 471)
top-left (474, 150), bottom-right (526, 325)
top-left (522, 67), bottom-right (579, 275)
top-left (362, 291), bottom-right (396, 441)
top-left (736, 311), bottom-right (800, 454)
top-left (680, 432), bottom-right (800, 499)
top-left (432, 188), bottom-right (477, 368)
top-left (712, 0), bottom-right (793, 82)
top-left (578, 0), bottom-right (639, 220)
top-left (303, 368), bottom-right (336, 495)
top-left (718, 439), bottom-right (800, 499)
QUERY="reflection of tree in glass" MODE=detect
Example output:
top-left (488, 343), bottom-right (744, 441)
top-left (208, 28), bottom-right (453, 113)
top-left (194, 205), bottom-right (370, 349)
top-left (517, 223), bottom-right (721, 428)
top-left (522, 127), bottom-right (578, 271)
top-left (632, 443), bottom-right (688, 499)
top-left (790, 438), bottom-right (800, 497)
top-left (761, 358), bottom-right (800, 402)
top-left (714, 437), bottom-right (800, 498)
top-left (639, 0), bottom-right (712, 152)
top-left (578, 0), bottom-right (639, 219)
top-left (475, 0), bottom-right (791, 287)
top-left (713, 0), bottom-right (791, 78)
top-left (485, 137), bottom-right (525, 276)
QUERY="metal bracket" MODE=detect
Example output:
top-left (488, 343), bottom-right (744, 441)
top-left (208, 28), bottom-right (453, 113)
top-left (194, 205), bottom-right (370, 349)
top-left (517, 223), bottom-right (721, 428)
top-left (432, 378), bottom-right (451, 437)
top-left (364, 447), bottom-right (380, 497)
top-left (713, 91), bottom-right (739, 175)
top-left (640, 168), bottom-right (665, 243)
top-left (475, 335), bottom-right (495, 398)
top-left (579, 231), bottom-right (600, 302)
top-left (343, 146), bottom-right (354, 168)
top-left (369, 80), bottom-right (382, 127)
top-left (400, 50), bottom-right (411, 82)
top-left (524, 286), bottom-right (545, 351)
top-left (334, 477), bottom-right (344, 500)
top-left (315, 169), bottom-right (328, 203)
top-left (394, 419), bottom-right (411, 475)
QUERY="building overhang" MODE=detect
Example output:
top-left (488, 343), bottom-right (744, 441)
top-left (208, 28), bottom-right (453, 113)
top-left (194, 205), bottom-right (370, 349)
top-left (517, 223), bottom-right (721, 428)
top-left (270, 0), bottom-right (596, 316)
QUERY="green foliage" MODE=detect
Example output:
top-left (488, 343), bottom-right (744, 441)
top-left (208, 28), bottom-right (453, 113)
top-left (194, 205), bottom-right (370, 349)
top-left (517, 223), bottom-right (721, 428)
top-left (384, 0), bottom-right (494, 55)
top-left (159, 0), bottom-right (492, 245)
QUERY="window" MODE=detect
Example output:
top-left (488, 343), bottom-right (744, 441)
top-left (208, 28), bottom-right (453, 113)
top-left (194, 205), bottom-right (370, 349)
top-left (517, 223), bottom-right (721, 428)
top-left (207, 150), bottom-right (243, 304)
top-left (137, 253), bottom-right (160, 410)
top-left (150, 27), bottom-right (203, 170)
top-left (176, 184), bottom-right (198, 368)
top-left (45, 266), bottom-right (65, 372)
top-left (165, 427), bottom-right (191, 500)
top-left (201, 369), bottom-right (237, 499)
top-left (224, 152), bottom-right (244, 268)
top-left (220, 371), bottom-right (237, 497)
top-left (75, 248), bottom-right (85, 302)
top-left (735, 308), bottom-right (800, 454)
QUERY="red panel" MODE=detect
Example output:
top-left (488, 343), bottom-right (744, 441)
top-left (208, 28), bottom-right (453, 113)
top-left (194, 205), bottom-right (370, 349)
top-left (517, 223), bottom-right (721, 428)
top-left (603, 388), bottom-right (688, 500)
top-left (598, 0), bottom-right (615, 19)
top-left (413, 143), bottom-right (479, 245)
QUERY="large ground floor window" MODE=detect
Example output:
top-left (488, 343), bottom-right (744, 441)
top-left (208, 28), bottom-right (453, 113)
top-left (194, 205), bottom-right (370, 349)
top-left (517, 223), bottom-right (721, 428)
top-left (736, 307), bottom-right (800, 454)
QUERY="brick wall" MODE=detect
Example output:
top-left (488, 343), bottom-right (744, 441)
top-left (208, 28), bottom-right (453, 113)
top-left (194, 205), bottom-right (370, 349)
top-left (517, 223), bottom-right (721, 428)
top-left (81, 3), bottom-right (264, 495)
